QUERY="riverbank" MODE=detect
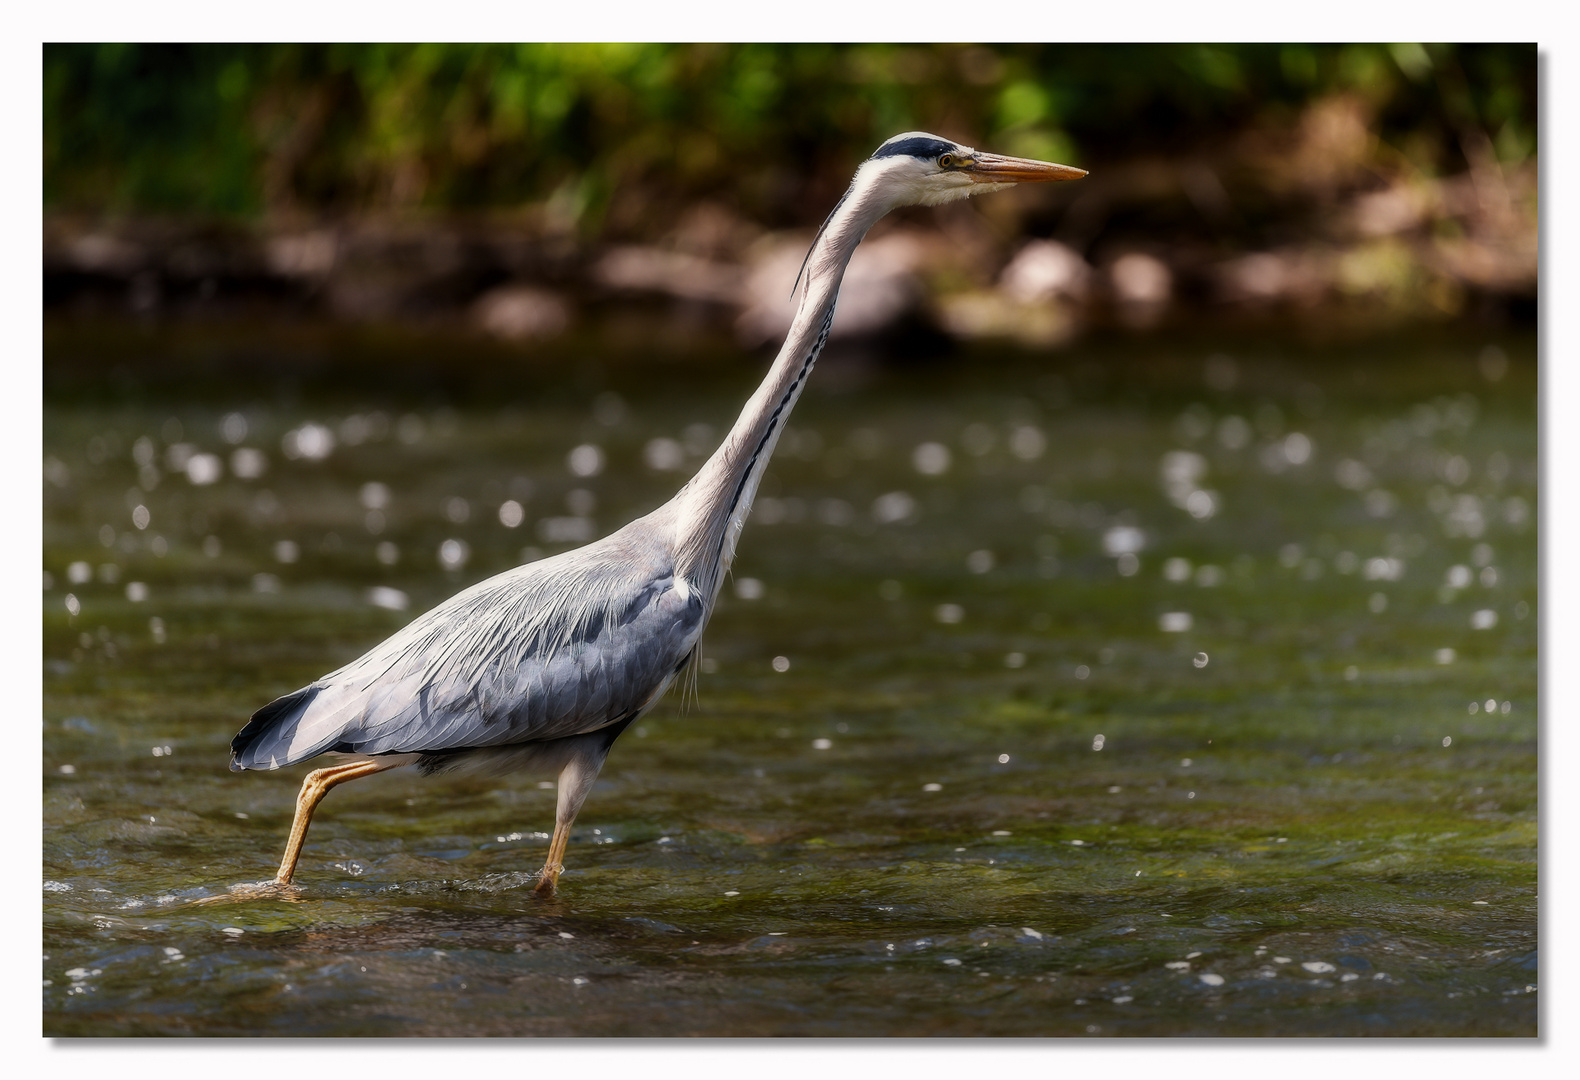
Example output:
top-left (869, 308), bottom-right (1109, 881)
top-left (44, 143), bottom-right (1535, 354)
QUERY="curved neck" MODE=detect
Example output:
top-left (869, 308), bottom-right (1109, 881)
top-left (669, 168), bottom-right (894, 598)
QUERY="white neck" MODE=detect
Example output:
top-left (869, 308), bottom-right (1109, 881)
top-left (666, 164), bottom-right (897, 600)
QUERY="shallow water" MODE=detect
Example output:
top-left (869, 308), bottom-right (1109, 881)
top-left (43, 325), bottom-right (1536, 1036)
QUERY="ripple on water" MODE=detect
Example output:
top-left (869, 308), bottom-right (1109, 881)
top-left (42, 338), bottom-right (1535, 1036)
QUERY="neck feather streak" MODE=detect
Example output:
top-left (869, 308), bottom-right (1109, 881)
top-left (669, 175), bottom-right (889, 599)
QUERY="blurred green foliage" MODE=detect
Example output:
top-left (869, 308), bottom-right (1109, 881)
top-left (44, 43), bottom-right (1535, 227)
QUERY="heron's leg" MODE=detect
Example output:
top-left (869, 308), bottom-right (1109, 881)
top-left (533, 750), bottom-right (605, 895)
top-left (535, 820), bottom-right (573, 896)
top-left (275, 758), bottom-right (398, 885)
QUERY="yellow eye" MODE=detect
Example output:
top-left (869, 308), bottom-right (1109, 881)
top-left (938, 153), bottom-right (955, 169)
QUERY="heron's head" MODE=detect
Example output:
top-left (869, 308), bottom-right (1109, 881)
top-left (859, 131), bottom-right (1087, 209)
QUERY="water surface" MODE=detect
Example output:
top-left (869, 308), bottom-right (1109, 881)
top-left (43, 326), bottom-right (1537, 1036)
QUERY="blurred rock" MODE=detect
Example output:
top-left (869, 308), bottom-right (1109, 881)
top-left (999, 240), bottom-right (1091, 304)
top-left (666, 201), bottom-right (762, 261)
top-left (266, 230), bottom-right (338, 278)
top-left (1106, 252), bottom-right (1172, 329)
top-left (935, 291), bottom-right (1078, 348)
top-left (734, 236), bottom-right (809, 346)
top-left (593, 246), bottom-right (742, 305)
top-left (831, 233), bottom-right (929, 337)
top-left (472, 285), bottom-right (571, 340)
top-left (64, 233), bottom-right (145, 275)
top-left (1109, 252), bottom-right (1172, 305)
top-left (1350, 183), bottom-right (1432, 238)
top-left (736, 231), bottom-right (927, 346)
top-left (1213, 250), bottom-right (1328, 306)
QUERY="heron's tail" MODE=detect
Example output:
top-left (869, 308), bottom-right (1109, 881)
top-left (230, 685), bottom-right (324, 771)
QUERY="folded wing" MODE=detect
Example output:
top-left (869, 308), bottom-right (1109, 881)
top-left (231, 530), bottom-right (704, 771)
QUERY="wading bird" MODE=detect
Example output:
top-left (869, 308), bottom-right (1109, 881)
top-left (231, 133), bottom-right (1085, 894)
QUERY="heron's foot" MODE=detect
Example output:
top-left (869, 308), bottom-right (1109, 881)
top-left (532, 864), bottom-right (562, 896)
top-left (188, 879), bottom-right (305, 907)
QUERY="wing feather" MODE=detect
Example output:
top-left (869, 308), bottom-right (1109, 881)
top-left (231, 522), bottom-right (706, 771)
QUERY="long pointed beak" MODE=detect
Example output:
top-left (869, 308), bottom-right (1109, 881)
top-left (966, 152), bottom-right (1087, 183)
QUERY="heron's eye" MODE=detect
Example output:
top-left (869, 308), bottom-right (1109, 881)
top-left (938, 153), bottom-right (955, 169)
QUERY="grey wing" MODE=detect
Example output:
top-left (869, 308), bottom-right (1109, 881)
top-left (231, 547), bottom-right (706, 770)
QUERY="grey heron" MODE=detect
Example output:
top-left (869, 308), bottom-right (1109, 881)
top-left (231, 132), bottom-right (1086, 895)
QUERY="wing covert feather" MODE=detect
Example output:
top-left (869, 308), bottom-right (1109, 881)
top-left (232, 525), bottom-right (706, 770)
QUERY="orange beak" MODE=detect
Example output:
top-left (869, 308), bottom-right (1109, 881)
top-left (965, 152), bottom-right (1088, 183)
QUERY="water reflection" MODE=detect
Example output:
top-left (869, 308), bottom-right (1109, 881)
top-left (282, 422), bottom-right (336, 461)
top-left (912, 442), bottom-right (950, 475)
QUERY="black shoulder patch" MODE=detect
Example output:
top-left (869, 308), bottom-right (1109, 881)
top-left (871, 136), bottom-right (956, 161)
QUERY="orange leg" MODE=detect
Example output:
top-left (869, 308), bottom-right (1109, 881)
top-left (275, 759), bottom-right (397, 885)
top-left (531, 752), bottom-right (604, 896)
top-left (533, 820), bottom-right (572, 895)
